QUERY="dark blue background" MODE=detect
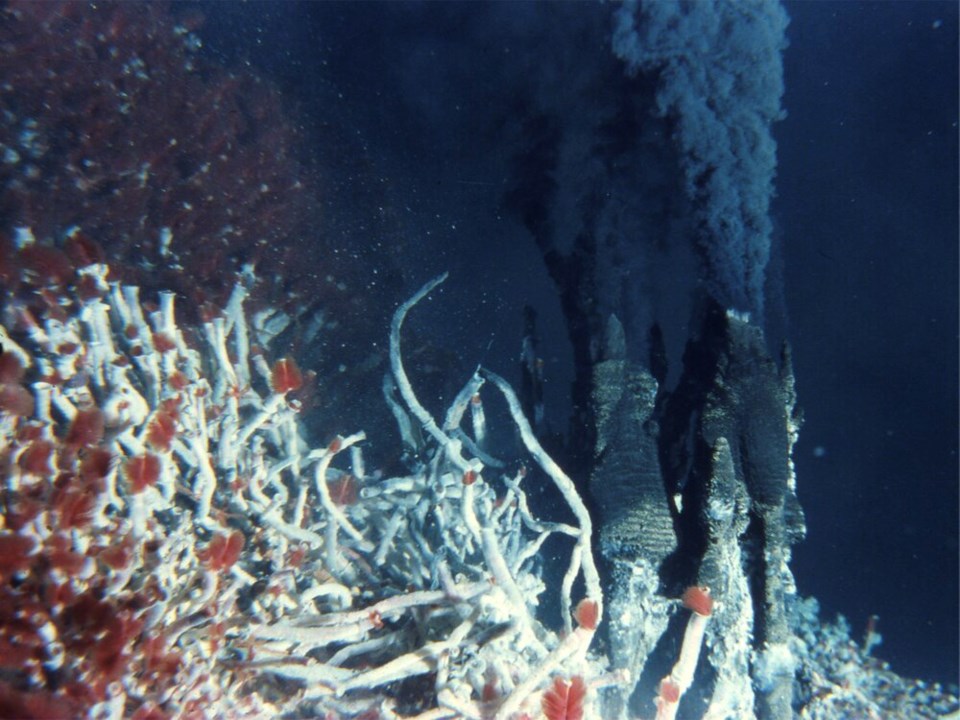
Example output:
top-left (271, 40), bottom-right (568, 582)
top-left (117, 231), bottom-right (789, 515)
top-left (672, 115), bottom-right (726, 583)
top-left (781, 0), bottom-right (958, 687)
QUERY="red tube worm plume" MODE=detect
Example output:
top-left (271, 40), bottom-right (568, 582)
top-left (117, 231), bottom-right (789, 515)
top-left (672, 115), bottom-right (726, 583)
top-left (681, 585), bottom-right (713, 617)
top-left (151, 332), bottom-right (176, 353)
top-left (655, 677), bottom-right (682, 720)
top-left (0, 3), bottom-right (336, 308)
top-left (462, 469), bottom-right (477, 486)
top-left (167, 370), bottom-right (189, 391)
top-left (125, 453), bottom-right (162, 494)
top-left (64, 408), bottom-right (105, 447)
top-left (541, 676), bottom-right (586, 720)
top-left (327, 436), bottom-right (343, 454)
top-left (18, 244), bottom-right (73, 287)
top-left (271, 357), bottom-right (303, 394)
top-left (146, 410), bottom-right (178, 451)
top-left (367, 609), bottom-right (384, 630)
top-left (98, 536), bottom-right (134, 571)
top-left (0, 684), bottom-right (81, 719)
top-left (329, 475), bottom-right (359, 506)
top-left (64, 231), bottom-right (106, 268)
top-left (75, 271), bottom-right (108, 301)
top-left (47, 532), bottom-right (87, 574)
top-left (0, 353), bottom-right (25, 384)
top-left (93, 610), bottom-right (144, 681)
top-left (0, 532), bottom-right (37, 578)
top-left (199, 530), bottom-right (245, 572)
top-left (140, 635), bottom-right (182, 683)
top-left (18, 439), bottom-right (55, 476)
top-left (656, 587), bottom-right (715, 719)
top-left (574, 598), bottom-right (599, 630)
top-left (287, 544), bottom-right (308, 568)
top-left (79, 447), bottom-right (114, 487)
top-left (659, 678), bottom-right (681, 704)
top-left (54, 487), bottom-right (96, 530)
top-left (0, 383), bottom-right (33, 416)
top-left (481, 677), bottom-right (499, 703)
